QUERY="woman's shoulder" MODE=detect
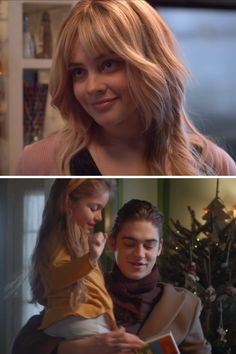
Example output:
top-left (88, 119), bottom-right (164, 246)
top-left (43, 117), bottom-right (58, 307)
top-left (203, 140), bottom-right (236, 175)
top-left (214, 145), bottom-right (236, 175)
top-left (15, 135), bottom-right (61, 176)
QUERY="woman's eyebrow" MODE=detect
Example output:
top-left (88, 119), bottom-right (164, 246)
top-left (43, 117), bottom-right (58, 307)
top-left (69, 52), bottom-right (117, 68)
top-left (68, 61), bottom-right (85, 68)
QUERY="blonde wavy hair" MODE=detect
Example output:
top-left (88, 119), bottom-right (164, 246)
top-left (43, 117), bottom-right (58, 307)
top-left (50, 0), bottom-right (226, 175)
top-left (30, 178), bottom-right (114, 307)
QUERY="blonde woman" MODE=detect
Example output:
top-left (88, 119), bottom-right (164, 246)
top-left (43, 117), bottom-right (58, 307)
top-left (29, 178), bottom-right (143, 352)
top-left (16, 0), bottom-right (236, 175)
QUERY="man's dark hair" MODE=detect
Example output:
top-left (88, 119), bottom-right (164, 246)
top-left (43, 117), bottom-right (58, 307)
top-left (111, 199), bottom-right (164, 240)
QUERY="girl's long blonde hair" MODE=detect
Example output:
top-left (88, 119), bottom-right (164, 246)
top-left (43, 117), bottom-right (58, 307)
top-left (50, 0), bottom-right (226, 175)
top-left (30, 178), bottom-right (114, 307)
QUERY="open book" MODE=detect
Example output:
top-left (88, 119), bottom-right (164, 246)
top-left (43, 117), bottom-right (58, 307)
top-left (136, 331), bottom-right (180, 354)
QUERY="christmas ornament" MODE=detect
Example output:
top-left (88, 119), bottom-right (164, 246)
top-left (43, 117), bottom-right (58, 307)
top-left (184, 262), bottom-right (199, 292)
top-left (217, 301), bottom-right (227, 343)
top-left (205, 285), bottom-right (216, 303)
top-left (225, 286), bottom-right (236, 297)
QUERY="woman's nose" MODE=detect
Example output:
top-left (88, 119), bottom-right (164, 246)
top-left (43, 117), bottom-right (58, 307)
top-left (86, 71), bottom-right (106, 95)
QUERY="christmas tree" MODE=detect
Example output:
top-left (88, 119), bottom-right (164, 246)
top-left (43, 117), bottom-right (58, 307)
top-left (159, 180), bottom-right (236, 354)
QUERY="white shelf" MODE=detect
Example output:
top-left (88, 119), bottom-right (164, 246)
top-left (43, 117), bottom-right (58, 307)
top-left (22, 58), bottom-right (52, 70)
top-left (7, 0), bottom-right (74, 175)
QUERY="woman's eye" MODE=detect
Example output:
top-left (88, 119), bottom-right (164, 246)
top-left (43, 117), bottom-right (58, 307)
top-left (102, 59), bottom-right (118, 72)
top-left (70, 67), bottom-right (85, 80)
top-left (104, 60), bottom-right (113, 68)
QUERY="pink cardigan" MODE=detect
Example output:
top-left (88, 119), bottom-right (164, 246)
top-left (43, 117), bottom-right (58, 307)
top-left (15, 135), bottom-right (236, 176)
top-left (15, 136), bottom-right (61, 175)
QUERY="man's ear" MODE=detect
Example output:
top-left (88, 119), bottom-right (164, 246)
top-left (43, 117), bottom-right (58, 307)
top-left (157, 239), bottom-right (163, 256)
top-left (108, 236), bottom-right (117, 251)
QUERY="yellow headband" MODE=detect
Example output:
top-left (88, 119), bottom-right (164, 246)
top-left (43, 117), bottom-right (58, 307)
top-left (67, 179), bottom-right (88, 195)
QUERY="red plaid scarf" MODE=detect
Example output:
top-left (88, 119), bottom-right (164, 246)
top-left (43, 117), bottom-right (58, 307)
top-left (106, 263), bottom-right (163, 334)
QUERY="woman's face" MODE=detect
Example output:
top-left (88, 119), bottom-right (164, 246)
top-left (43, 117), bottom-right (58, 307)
top-left (109, 220), bottom-right (163, 280)
top-left (69, 191), bottom-right (110, 233)
top-left (69, 37), bottom-right (140, 138)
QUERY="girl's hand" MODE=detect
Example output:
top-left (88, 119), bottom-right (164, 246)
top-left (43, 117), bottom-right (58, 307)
top-left (57, 328), bottom-right (144, 354)
top-left (88, 232), bottom-right (108, 261)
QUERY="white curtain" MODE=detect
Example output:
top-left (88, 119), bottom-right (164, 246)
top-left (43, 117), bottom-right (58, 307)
top-left (1, 179), bottom-right (53, 354)
top-left (21, 192), bottom-right (45, 325)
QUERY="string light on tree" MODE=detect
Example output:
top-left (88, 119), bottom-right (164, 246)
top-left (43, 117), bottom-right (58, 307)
top-left (160, 179), bottom-right (236, 353)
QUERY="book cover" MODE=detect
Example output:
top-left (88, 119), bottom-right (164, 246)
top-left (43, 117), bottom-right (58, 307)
top-left (136, 331), bottom-right (180, 354)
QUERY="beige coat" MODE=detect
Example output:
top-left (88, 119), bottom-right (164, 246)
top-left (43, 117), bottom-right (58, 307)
top-left (138, 283), bottom-right (211, 354)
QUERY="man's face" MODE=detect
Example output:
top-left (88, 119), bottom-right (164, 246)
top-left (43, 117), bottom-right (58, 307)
top-left (109, 220), bottom-right (163, 280)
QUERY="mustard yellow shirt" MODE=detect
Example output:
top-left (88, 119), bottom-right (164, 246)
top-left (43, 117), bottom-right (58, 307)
top-left (39, 244), bottom-right (116, 330)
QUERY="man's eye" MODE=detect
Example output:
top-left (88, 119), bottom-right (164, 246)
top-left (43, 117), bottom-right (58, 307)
top-left (144, 242), bottom-right (157, 250)
top-left (144, 245), bottom-right (154, 250)
top-left (124, 242), bottom-right (135, 248)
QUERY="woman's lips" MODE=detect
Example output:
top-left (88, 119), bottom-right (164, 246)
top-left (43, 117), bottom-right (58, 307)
top-left (91, 97), bottom-right (118, 111)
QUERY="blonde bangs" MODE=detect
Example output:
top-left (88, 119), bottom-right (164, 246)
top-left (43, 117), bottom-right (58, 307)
top-left (50, 20), bottom-right (78, 117)
top-left (77, 4), bottom-right (136, 59)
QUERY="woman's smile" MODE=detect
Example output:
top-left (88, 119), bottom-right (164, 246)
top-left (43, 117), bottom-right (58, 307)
top-left (91, 97), bottom-right (119, 112)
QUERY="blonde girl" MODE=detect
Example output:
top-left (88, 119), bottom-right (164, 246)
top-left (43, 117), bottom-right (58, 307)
top-left (30, 178), bottom-right (117, 339)
top-left (16, 0), bottom-right (236, 176)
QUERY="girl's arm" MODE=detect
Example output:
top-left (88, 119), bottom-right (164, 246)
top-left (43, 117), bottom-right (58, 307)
top-left (46, 232), bottom-right (108, 291)
top-left (46, 253), bottom-right (95, 291)
top-left (57, 329), bottom-right (144, 354)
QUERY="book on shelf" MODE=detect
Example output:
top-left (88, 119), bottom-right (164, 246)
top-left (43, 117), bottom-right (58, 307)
top-left (136, 331), bottom-right (180, 354)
